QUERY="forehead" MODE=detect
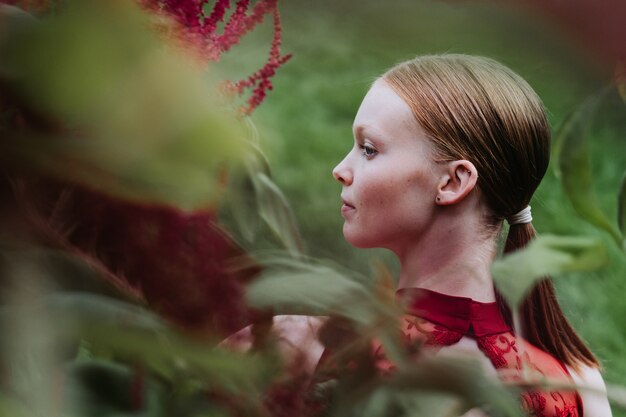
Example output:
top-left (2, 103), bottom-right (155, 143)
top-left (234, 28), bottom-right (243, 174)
top-left (353, 79), bottom-right (420, 139)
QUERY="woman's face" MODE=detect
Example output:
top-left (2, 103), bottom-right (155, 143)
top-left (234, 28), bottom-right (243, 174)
top-left (332, 79), bottom-right (443, 251)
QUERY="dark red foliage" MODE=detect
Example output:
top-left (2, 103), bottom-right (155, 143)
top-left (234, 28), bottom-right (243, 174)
top-left (1, 0), bottom-right (270, 336)
top-left (140, 0), bottom-right (292, 115)
top-left (22, 181), bottom-right (259, 336)
top-left (264, 374), bottom-right (316, 417)
top-left (263, 351), bottom-right (327, 417)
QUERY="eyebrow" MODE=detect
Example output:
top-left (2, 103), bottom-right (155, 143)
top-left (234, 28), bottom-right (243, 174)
top-left (353, 124), bottom-right (379, 139)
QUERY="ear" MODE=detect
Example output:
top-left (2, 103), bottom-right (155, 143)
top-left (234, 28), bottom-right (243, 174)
top-left (435, 160), bottom-right (478, 205)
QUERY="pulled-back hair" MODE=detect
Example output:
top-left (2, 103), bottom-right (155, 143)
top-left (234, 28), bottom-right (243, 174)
top-left (384, 54), bottom-right (598, 370)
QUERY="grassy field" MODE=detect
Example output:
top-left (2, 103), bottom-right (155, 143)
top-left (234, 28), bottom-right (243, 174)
top-left (219, 0), bottom-right (626, 408)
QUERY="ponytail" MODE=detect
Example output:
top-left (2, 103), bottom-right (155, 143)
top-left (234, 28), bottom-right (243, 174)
top-left (495, 221), bottom-right (599, 371)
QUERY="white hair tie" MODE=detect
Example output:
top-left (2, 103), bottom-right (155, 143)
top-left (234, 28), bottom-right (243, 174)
top-left (507, 205), bottom-right (532, 225)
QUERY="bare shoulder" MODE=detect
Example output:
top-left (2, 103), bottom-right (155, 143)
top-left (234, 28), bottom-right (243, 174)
top-left (567, 364), bottom-right (613, 417)
top-left (220, 315), bottom-right (327, 373)
top-left (271, 315), bottom-right (326, 344)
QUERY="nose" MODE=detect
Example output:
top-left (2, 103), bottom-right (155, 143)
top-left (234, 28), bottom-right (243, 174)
top-left (332, 155), bottom-right (353, 185)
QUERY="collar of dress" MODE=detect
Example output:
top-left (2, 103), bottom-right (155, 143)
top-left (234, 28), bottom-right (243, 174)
top-left (395, 287), bottom-right (511, 337)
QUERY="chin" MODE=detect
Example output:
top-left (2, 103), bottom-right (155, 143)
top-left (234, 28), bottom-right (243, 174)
top-left (343, 226), bottom-right (379, 249)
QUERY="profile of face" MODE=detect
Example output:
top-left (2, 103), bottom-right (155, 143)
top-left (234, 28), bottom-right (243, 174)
top-left (332, 79), bottom-right (445, 251)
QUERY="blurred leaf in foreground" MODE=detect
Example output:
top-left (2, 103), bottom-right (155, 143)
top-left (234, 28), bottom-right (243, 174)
top-left (1, 291), bottom-right (275, 404)
top-left (47, 293), bottom-right (273, 391)
top-left (387, 356), bottom-right (523, 417)
top-left (0, 0), bottom-right (247, 210)
top-left (63, 360), bottom-right (166, 417)
top-left (327, 355), bottom-right (522, 417)
top-left (0, 393), bottom-right (28, 417)
top-left (246, 256), bottom-right (390, 326)
top-left (553, 89), bottom-right (622, 246)
top-left (607, 383), bottom-right (626, 411)
top-left (0, 0), bottom-right (269, 338)
top-left (492, 234), bottom-right (608, 308)
top-left (220, 130), bottom-right (303, 255)
top-left (252, 172), bottom-right (304, 256)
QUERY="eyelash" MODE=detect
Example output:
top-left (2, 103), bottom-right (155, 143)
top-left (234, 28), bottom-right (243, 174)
top-left (359, 144), bottom-right (378, 159)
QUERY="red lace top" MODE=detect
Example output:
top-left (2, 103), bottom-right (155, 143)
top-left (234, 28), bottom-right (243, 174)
top-left (372, 288), bottom-right (584, 417)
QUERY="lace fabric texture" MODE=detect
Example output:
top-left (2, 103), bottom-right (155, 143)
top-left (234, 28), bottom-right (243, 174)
top-left (369, 288), bottom-right (583, 417)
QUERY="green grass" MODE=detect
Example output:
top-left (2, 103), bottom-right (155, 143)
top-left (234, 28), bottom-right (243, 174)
top-left (222, 0), bottom-right (626, 411)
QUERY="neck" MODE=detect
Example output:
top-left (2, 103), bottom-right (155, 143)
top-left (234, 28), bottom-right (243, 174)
top-left (394, 211), bottom-right (500, 303)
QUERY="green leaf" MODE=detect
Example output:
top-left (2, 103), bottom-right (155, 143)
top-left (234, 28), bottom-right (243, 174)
top-left (331, 356), bottom-right (522, 417)
top-left (391, 391), bottom-right (461, 417)
top-left (247, 266), bottom-right (370, 321)
top-left (607, 383), bottom-right (626, 410)
top-left (0, 5), bottom-right (37, 48)
top-left (2, 293), bottom-right (274, 394)
top-left (553, 90), bottom-right (622, 245)
top-left (222, 166), bottom-right (259, 244)
top-left (246, 259), bottom-right (393, 326)
top-left (44, 292), bottom-right (167, 332)
top-left (386, 356), bottom-right (523, 417)
top-left (618, 173), bottom-right (626, 252)
top-left (63, 360), bottom-right (166, 417)
top-left (219, 125), bottom-right (279, 245)
top-left (492, 235), bottom-right (608, 308)
top-left (0, 0), bottom-right (248, 210)
top-left (334, 385), bottom-right (461, 417)
top-left (0, 393), bottom-right (28, 417)
top-left (252, 173), bottom-right (304, 256)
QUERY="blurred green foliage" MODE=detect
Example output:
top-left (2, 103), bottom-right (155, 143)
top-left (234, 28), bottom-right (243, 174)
top-left (0, 0), bottom-right (247, 210)
top-left (1, 0), bottom-right (626, 416)
top-left (553, 87), bottom-right (624, 247)
top-left (492, 235), bottom-right (609, 309)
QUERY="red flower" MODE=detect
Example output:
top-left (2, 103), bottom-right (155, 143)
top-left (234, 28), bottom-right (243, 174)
top-left (140, 0), bottom-right (292, 114)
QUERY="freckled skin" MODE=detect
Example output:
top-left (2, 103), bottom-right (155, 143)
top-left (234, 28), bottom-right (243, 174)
top-left (333, 80), bottom-right (444, 252)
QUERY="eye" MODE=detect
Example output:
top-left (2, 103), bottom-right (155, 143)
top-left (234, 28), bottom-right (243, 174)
top-left (359, 144), bottom-right (378, 159)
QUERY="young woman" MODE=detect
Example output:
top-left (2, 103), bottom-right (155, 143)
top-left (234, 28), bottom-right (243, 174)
top-left (331, 54), bottom-right (611, 417)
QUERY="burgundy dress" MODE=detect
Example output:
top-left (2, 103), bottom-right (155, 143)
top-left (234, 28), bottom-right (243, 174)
top-left (368, 288), bottom-right (583, 417)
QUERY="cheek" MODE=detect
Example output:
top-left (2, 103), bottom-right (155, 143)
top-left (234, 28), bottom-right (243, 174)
top-left (378, 175), bottom-right (434, 221)
top-left (357, 178), bottom-right (394, 210)
top-left (362, 170), bottom-right (433, 210)
top-left (343, 179), bottom-right (412, 246)
top-left (342, 159), bottom-right (437, 247)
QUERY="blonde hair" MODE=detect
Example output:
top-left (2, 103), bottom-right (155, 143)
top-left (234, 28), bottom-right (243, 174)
top-left (384, 54), bottom-right (597, 369)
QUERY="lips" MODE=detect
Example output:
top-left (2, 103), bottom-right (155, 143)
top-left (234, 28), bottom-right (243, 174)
top-left (341, 197), bottom-right (355, 216)
top-left (341, 196), bottom-right (355, 209)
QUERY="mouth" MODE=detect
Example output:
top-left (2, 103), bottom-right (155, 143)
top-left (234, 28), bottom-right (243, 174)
top-left (341, 196), bottom-right (355, 208)
top-left (341, 198), bottom-right (355, 215)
